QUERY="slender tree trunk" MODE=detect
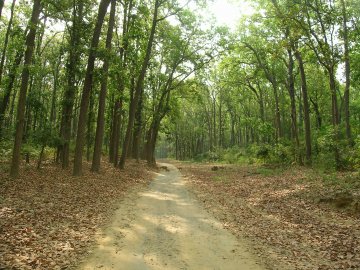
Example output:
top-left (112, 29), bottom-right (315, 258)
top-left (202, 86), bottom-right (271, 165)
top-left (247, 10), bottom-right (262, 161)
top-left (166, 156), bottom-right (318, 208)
top-left (0, 0), bottom-right (16, 86)
top-left (73, 0), bottom-right (111, 176)
top-left (0, 0), bottom-right (4, 18)
top-left (119, 0), bottom-right (160, 169)
top-left (132, 87), bottom-right (144, 160)
top-left (10, 0), bottom-right (41, 178)
top-left (0, 49), bottom-right (24, 137)
top-left (50, 54), bottom-right (61, 126)
top-left (272, 81), bottom-right (282, 140)
top-left (310, 98), bottom-right (322, 129)
top-left (108, 97), bottom-right (116, 163)
top-left (287, 48), bottom-right (301, 164)
top-left (329, 69), bottom-right (341, 168)
top-left (259, 88), bottom-right (265, 123)
top-left (86, 89), bottom-right (95, 161)
top-left (341, 0), bottom-right (351, 144)
top-left (294, 49), bottom-right (312, 164)
top-left (60, 2), bottom-right (83, 168)
top-left (92, 0), bottom-right (116, 172)
top-left (112, 98), bottom-right (122, 166)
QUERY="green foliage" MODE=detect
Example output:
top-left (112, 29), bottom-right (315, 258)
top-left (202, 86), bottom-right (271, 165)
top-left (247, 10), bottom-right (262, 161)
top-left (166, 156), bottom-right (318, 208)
top-left (0, 141), bottom-right (13, 162)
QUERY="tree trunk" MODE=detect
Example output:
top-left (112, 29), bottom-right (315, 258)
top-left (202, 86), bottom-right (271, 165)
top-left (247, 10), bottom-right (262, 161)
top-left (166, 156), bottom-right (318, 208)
top-left (86, 89), bottom-right (95, 161)
top-left (119, 0), bottom-right (160, 169)
top-left (0, 0), bottom-right (4, 18)
top-left (92, 0), bottom-right (116, 172)
top-left (113, 98), bottom-right (122, 166)
top-left (272, 81), bottom-right (282, 140)
top-left (59, 1), bottom-right (84, 169)
top-left (10, 0), bottom-right (41, 178)
top-left (294, 49), bottom-right (312, 164)
top-left (0, 49), bottom-right (24, 137)
top-left (287, 48), bottom-right (301, 164)
top-left (132, 87), bottom-right (144, 160)
top-left (341, 0), bottom-right (351, 144)
top-left (0, 0), bottom-right (16, 86)
top-left (50, 54), bottom-right (61, 126)
top-left (329, 69), bottom-right (341, 168)
top-left (310, 98), bottom-right (322, 129)
top-left (73, 0), bottom-right (111, 176)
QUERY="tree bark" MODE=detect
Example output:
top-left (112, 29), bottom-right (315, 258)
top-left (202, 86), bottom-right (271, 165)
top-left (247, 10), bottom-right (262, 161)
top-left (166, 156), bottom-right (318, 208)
top-left (0, 0), bottom-right (4, 19)
top-left (10, 0), bottom-right (41, 178)
top-left (91, 0), bottom-right (116, 172)
top-left (73, 0), bottom-right (111, 176)
top-left (341, 0), bottom-right (351, 144)
top-left (329, 69), bottom-right (341, 168)
top-left (287, 48), bottom-right (301, 164)
top-left (294, 49), bottom-right (312, 165)
top-left (0, 0), bottom-right (16, 87)
top-left (59, 1), bottom-right (84, 168)
top-left (0, 49), bottom-right (24, 137)
top-left (131, 87), bottom-right (144, 160)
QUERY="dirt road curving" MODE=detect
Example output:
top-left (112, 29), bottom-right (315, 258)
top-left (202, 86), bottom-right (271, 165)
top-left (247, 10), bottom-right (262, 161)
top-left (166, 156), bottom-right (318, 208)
top-left (78, 163), bottom-right (266, 270)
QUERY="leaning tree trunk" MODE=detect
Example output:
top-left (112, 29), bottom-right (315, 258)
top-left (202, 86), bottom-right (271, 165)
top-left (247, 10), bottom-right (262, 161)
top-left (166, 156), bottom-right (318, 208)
top-left (91, 0), bottom-right (116, 172)
top-left (73, 0), bottom-right (111, 176)
top-left (10, 0), bottom-right (41, 178)
top-left (119, 0), bottom-right (160, 169)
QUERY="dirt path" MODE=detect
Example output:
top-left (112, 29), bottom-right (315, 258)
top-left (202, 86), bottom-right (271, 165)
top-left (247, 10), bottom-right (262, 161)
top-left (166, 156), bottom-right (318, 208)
top-left (78, 163), bottom-right (265, 270)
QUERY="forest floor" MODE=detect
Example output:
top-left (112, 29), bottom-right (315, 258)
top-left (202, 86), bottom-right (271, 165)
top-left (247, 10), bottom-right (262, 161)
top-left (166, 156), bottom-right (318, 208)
top-left (176, 161), bottom-right (360, 270)
top-left (0, 160), bottom-right (153, 270)
top-left (1, 159), bottom-right (360, 270)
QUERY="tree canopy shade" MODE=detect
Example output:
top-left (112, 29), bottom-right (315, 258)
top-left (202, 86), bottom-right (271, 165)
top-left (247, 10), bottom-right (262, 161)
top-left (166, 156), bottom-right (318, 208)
top-left (0, 0), bottom-right (360, 177)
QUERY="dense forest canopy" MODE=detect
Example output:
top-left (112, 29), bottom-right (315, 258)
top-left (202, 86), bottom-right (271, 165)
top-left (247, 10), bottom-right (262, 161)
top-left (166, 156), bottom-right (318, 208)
top-left (0, 0), bottom-right (359, 177)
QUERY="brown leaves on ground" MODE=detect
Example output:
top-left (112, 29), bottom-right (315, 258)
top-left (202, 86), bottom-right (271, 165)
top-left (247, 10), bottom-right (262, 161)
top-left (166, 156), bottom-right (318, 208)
top-left (178, 162), bottom-right (360, 270)
top-left (0, 160), bottom-right (153, 270)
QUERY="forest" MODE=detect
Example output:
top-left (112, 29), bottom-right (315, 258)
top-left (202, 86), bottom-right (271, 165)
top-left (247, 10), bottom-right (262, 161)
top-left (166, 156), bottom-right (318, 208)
top-left (0, 0), bottom-right (359, 175)
top-left (1, 0), bottom-right (360, 269)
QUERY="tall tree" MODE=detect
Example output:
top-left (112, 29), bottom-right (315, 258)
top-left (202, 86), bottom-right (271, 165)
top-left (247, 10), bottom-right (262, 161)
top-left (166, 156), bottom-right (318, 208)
top-left (10, 0), bottom-right (42, 178)
top-left (73, 0), bottom-right (111, 176)
top-left (0, 0), bottom-right (4, 19)
top-left (341, 0), bottom-right (351, 143)
top-left (59, 0), bottom-right (85, 168)
top-left (91, 0), bottom-right (116, 172)
top-left (119, 0), bottom-right (161, 169)
top-left (0, 0), bottom-right (16, 87)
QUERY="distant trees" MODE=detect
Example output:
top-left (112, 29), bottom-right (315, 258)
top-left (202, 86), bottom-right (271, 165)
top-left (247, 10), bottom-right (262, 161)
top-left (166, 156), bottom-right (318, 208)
top-left (167, 0), bottom-right (360, 169)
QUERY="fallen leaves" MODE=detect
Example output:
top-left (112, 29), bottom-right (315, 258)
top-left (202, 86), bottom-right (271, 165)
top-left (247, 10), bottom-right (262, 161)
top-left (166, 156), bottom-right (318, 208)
top-left (0, 160), bottom-right (153, 270)
top-left (179, 162), bottom-right (360, 270)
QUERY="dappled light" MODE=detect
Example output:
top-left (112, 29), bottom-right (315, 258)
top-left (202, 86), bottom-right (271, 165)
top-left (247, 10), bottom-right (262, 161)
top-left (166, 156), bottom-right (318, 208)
top-left (1, 0), bottom-right (360, 268)
top-left (79, 163), bottom-right (264, 270)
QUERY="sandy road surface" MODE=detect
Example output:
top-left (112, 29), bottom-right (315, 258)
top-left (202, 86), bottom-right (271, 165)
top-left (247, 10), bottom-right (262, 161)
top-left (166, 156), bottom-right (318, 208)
top-left (78, 163), bottom-right (266, 270)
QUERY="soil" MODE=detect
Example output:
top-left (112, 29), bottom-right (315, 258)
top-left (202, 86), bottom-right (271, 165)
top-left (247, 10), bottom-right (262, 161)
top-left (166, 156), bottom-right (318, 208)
top-left (78, 163), bottom-right (266, 270)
